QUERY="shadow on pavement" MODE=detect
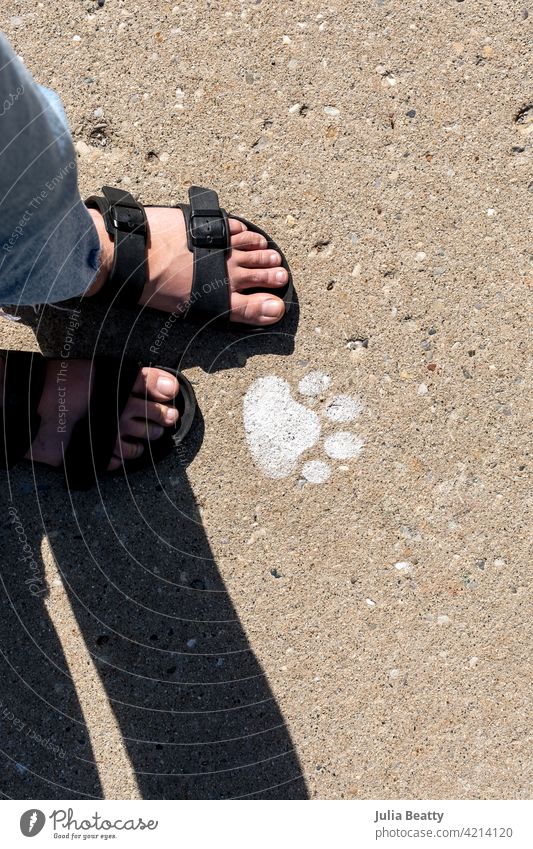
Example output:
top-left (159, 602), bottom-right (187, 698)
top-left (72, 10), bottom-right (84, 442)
top-left (0, 301), bottom-right (307, 798)
top-left (13, 288), bottom-right (299, 375)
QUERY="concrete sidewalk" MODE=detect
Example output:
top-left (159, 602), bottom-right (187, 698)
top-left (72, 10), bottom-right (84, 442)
top-left (0, 0), bottom-right (531, 799)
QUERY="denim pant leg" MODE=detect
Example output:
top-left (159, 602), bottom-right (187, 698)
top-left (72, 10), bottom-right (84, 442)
top-left (0, 33), bottom-right (100, 306)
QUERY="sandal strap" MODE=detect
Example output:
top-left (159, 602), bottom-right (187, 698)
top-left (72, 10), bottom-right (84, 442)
top-left (63, 357), bottom-right (139, 489)
top-left (85, 186), bottom-right (148, 307)
top-left (178, 185), bottom-right (231, 322)
top-left (0, 351), bottom-right (47, 469)
top-left (85, 183), bottom-right (233, 321)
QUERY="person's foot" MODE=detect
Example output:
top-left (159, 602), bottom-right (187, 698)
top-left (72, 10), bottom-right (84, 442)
top-left (86, 207), bottom-right (288, 326)
top-left (0, 356), bottom-right (181, 473)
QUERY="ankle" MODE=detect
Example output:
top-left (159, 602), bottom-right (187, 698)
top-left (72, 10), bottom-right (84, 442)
top-left (86, 209), bottom-right (114, 297)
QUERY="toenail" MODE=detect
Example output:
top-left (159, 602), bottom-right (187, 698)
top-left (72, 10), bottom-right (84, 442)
top-left (165, 407), bottom-right (179, 423)
top-left (150, 425), bottom-right (165, 439)
top-left (156, 375), bottom-right (176, 396)
top-left (270, 253), bottom-right (279, 265)
top-left (275, 270), bottom-right (286, 282)
top-left (262, 299), bottom-right (282, 318)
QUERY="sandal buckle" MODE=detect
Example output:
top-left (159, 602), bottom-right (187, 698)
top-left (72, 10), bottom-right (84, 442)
top-left (189, 210), bottom-right (227, 250)
top-left (107, 203), bottom-right (148, 237)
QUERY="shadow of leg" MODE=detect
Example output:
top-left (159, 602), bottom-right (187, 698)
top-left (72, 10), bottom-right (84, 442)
top-left (19, 444), bottom-right (308, 799)
top-left (0, 472), bottom-right (103, 799)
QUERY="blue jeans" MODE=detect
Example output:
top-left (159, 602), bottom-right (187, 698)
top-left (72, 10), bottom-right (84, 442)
top-left (0, 33), bottom-right (100, 306)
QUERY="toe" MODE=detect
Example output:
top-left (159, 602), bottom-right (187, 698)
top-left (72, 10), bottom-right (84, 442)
top-left (108, 392), bottom-right (179, 471)
top-left (120, 419), bottom-right (165, 441)
top-left (233, 266), bottom-right (288, 291)
top-left (107, 456), bottom-right (122, 472)
top-left (234, 249), bottom-right (282, 269)
top-left (122, 397), bottom-right (179, 428)
top-left (230, 292), bottom-right (285, 325)
top-left (230, 230), bottom-right (268, 251)
top-left (229, 218), bottom-right (247, 235)
top-left (106, 439), bottom-right (143, 472)
top-left (132, 367), bottom-right (180, 402)
top-left (113, 439), bottom-right (145, 463)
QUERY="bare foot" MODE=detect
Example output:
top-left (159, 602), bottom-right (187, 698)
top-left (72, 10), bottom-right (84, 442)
top-left (86, 207), bottom-right (288, 326)
top-left (0, 357), bottom-right (181, 473)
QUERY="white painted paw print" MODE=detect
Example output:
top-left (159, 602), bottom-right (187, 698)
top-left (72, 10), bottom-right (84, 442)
top-left (243, 370), bottom-right (364, 483)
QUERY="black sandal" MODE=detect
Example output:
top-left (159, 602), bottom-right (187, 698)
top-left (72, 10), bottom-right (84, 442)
top-left (0, 350), bottom-right (196, 490)
top-left (85, 185), bottom-right (293, 331)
